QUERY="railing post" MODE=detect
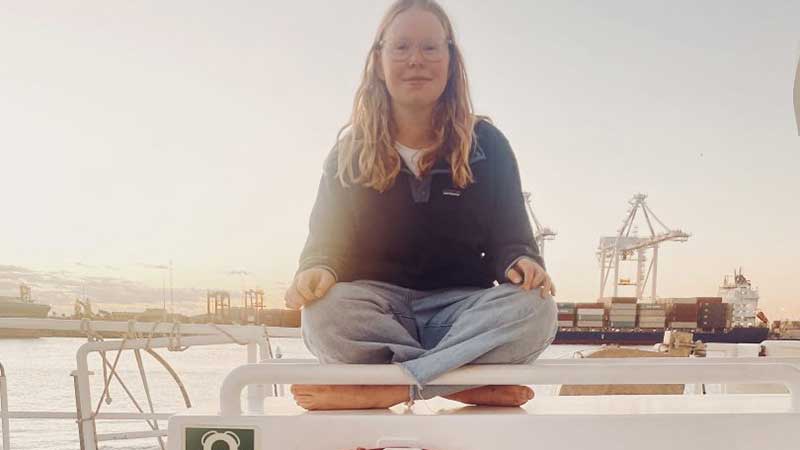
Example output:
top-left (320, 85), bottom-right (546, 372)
top-left (246, 340), bottom-right (264, 413)
top-left (74, 344), bottom-right (99, 450)
top-left (258, 330), bottom-right (279, 398)
top-left (1, 363), bottom-right (10, 450)
top-left (789, 381), bottom-right (800, 412)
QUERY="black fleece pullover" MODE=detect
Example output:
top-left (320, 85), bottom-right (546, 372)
top-left (297, 119), bottom-right (545, 291)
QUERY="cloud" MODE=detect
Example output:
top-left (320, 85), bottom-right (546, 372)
top-left (0, 264), bottom-right (206, 315)
top-left (75, 262), bottom-right (120, 271)
top-left (0, 265), bottom-right (30, 275)
top-left (1, 264), bottom-right (290, 316)
top-left (140, 263), bottom-right (170, 270)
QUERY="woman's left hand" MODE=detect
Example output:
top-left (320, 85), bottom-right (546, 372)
top-left (506, 257), bottom-right (556, 297)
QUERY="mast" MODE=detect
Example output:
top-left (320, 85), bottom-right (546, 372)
top-left (794, 51), bottom-right (799, 135)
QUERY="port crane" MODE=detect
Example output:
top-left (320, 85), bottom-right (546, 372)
top-left (523, 192), bottom-right (557, 257)
top-left (73, 297), bottom-right (94, 319)
top-left (597, 193), bottom-right (690, 301)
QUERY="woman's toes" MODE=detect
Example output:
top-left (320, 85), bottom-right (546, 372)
top-left (290, 384), bottom-right (305, 395)
top-left (516, 386), bottom-right (534, 401)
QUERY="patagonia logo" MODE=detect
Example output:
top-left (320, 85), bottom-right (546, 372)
top-left (443, 189), bottom-right (462, 197)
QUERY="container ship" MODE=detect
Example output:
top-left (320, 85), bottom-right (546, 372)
top-left (0, 285), bottom-right (51, 338)
top-left (0, 285), bottom-right (50, 319)
top-left (553, 270), bottom-right (769, 345)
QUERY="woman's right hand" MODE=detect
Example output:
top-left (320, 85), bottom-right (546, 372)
top-left (284, 267), bottom-right (336, 310)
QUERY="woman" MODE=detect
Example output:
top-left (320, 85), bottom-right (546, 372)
top-left (285, 0), bottom-right (557, 411)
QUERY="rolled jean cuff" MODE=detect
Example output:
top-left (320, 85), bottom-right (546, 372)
top-left (407, 385), bottom-right (416, 407)
top-left (414, 384), bottom-right (484, 400)
top-left (395, 361), bottom-right (483, 401)
top-left (408, 384), bottom-right (460, 405)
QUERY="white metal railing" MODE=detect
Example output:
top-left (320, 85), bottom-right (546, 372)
top-left (219, 357), bottom-right (800, 415)
top-left (0, 318), bottom-right (300, 338)
top-left (3, 317), bottom-right (798, 449)
top-left (0, 318), bottom-right (302, 450)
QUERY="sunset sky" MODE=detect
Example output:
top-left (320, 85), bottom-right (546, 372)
top-left (1, 1), bottom-right (798, 318)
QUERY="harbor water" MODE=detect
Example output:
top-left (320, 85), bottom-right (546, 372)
top-left (0, 338), bottom-right (637, 450)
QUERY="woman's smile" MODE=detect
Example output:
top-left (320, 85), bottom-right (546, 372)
top-left (404, 77), bottom-right (432, 86)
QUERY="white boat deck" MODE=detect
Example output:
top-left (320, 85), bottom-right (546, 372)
top-left (168, 357), bottom-right (800, 450)
top-left (181, 391), bottom-right (793, 416)
top-left (170, 395), bottom-right (799, 450)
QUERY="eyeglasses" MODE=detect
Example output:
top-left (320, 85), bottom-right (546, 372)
top-left (377, 38), bottom-right (452, 62)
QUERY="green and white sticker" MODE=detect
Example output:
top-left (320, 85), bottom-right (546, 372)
top-left (185, 427), bottom-right (255, 450)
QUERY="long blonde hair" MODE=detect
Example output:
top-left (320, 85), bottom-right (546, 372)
top-left (335, 0), bottom-right (477, 192)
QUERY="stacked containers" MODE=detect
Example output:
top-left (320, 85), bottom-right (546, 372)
top-left (638, 303), bottom-right (667, 329)
top-left (726, 303), bottom-right (733, 328)
top-left (258, 309), bottom-right (282, 326)
top-left (607, 297), bottom-right (637, 329)
top-left (576, 303), bottom-right (605, 328)
top-left (258, 308), bottom-right (301, 327)
top-left (697, 297), bottom-right (726, 330)
top-left (668, 298), bottom-right (699, 329)
top-left (557, 302), bottom-right (576, 328)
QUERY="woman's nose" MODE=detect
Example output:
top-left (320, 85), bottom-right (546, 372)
top-left (407, 45), bottom-right (424, 66)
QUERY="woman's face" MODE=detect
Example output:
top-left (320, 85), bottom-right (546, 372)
top-left (379, 8), bottom-right (450, 111)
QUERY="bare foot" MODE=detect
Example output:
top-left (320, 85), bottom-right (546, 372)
top-left (291, 384), bottom-right (408, 410)
top-left (443, 385), bottom-right (533, 406)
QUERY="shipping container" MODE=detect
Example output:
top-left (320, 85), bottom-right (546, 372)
top-left (670, 321), bottom-right (698, 329)
top-left (638, 304), bottom-right (666, 309)
top-left (577, 309), bottom-right (604, 315)
top-left (610, 303), bottom-right (637, 309)
top-left (664, 298), bottom-right (699, 304)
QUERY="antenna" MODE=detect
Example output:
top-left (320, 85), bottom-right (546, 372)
top-left (162, 272), bottom-right (166, 310)
top-left (169, 259), bottom-right (174, 315)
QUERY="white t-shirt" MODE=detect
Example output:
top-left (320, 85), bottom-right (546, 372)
top-left (395, 142), bottom-right (423, 178)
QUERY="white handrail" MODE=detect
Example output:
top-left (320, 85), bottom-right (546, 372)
top-left (1, 411), bottom-right (172, 420)
top-left (97, 430), bottom-right (167, 442)
top-left (219, 357), bottom-right (800, 415)
top-left (73, 333), bottom-right (273, 450)
top-left (1, 319), bottom-right (302, 450)
top-left (0, 318), bottom-right (300, 338)
top-left (0, 331), bottom-right (279, 450)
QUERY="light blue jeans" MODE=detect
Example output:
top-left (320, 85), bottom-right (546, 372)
top-left (301, 280), bottom-right (558, 402)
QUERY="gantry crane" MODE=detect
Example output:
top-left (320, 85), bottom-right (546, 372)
top-left (523, 192), bottom-right (557, 257)
top-left (597, 193), bottom-right (690, 301)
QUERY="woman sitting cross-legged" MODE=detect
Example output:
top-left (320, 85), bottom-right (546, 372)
top-left (284, 0), bottom-right (558, 411)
